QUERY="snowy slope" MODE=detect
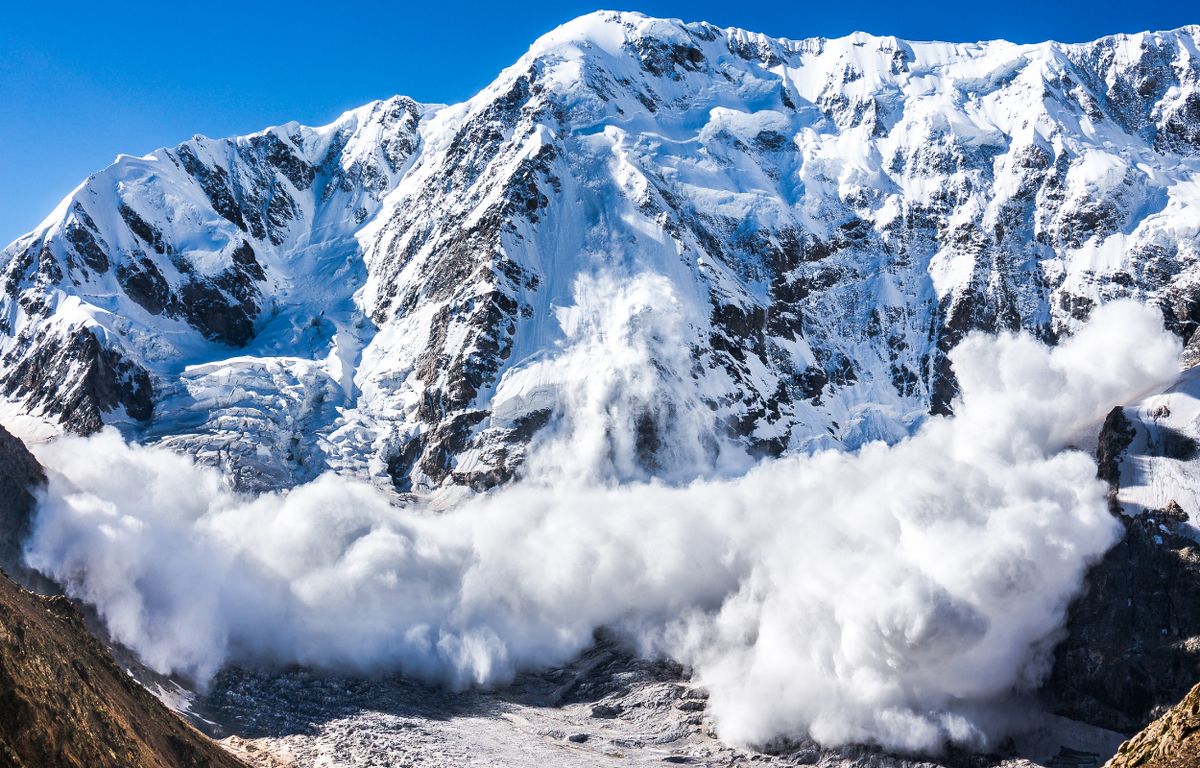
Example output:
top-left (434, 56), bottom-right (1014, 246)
top-left (1099, 362), bottom-right (1200, 532)
top-left (3, 12), bottom-right (1200, 494)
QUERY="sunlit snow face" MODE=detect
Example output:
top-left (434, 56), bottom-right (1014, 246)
top-left (24, 297), bottom-right (1179, 754)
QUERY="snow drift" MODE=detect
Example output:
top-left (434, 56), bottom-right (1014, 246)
top-left (23, 297), bottom-right (1180, 753)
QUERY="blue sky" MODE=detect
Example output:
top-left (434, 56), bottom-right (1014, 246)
top-left (1, 1), bottom-right (1194, 248)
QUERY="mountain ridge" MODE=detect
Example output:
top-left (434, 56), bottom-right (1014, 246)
top-left (3, 11), bottom-right (1200, 496)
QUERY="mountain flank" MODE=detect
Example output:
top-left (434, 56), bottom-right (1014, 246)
top-left (0, 566), bottom-right (249, 768)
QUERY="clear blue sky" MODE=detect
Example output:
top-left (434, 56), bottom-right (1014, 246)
top-left (1, 1), bottom-right (1194, 248)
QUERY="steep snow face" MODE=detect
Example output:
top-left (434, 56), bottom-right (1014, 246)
top-left (0, 97), bottom-right (423, 486)
top-left (3, 13), bottom-right (1200, 493)
top-left (1101, 362), bottom-right (1200, 530)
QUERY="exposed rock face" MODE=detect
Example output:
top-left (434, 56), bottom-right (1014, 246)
top-left (0, 424), bottom-right (47, 590)
top-left (0, 568), bottom-right (247, 768)
top-left (1042, 504), bottom-right (1200, 733)
top-left (3, 15), bottom-right (1200, 493)
top-left (1097, 406), bottom-right (1137, 503)
top-left (2, 325), bottom-right (152, 435)
top-left (1104, 680), bottom-right (1200, 768)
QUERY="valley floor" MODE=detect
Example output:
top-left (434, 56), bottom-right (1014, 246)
top-left (182, 635), bottom-right (1127, 768)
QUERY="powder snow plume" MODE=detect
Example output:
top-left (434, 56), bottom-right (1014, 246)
top-left (23, 290), bottom-right (1180, 753)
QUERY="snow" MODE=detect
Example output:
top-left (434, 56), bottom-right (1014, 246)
top-left (0, 397), bottom-right (62, 444)
top-left (2, 13), bottom-right (1200, 494)
top-left (1114, 365), bottom-right (1200, 534)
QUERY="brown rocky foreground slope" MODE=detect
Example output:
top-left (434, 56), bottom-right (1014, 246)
top-left (1105, 680), bottom-right (1200, 768)
top-left (0, 566), bottom-right (248, 768)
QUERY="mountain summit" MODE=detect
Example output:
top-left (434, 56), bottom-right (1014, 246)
top-left (3, 12), bottom-right (1200, 494)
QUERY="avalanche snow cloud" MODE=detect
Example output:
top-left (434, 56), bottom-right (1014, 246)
top-left (25, 299), bottom-right (1179, 752)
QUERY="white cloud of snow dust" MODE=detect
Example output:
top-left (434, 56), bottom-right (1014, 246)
top-left (23, 291), bottom-right (1182, 754)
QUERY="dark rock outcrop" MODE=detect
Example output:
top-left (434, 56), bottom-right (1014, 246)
top-left (2, 326), bottom-right (153, 434)
top-left (0, 425), bottom-right (48, 592)
top-left (1097, 406), bottom-right (1138, 509)
top-left (1042, 505), bottom-right (1200, 733)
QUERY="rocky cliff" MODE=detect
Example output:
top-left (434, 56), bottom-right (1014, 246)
top-left (0, 425), bottom-right (45, 588)
top-left (1042, 501), bottom-right (1200, 734)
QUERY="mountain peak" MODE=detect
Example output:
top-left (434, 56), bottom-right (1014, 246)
top-left (2, 13), bottom-right (1199, 495)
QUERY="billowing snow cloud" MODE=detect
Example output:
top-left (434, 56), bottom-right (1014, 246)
top-left (23, 292), bottom-right (1180, 753)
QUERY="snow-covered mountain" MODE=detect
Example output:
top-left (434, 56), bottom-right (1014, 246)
top-left (3, 11), bottom-right (1200, 494)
